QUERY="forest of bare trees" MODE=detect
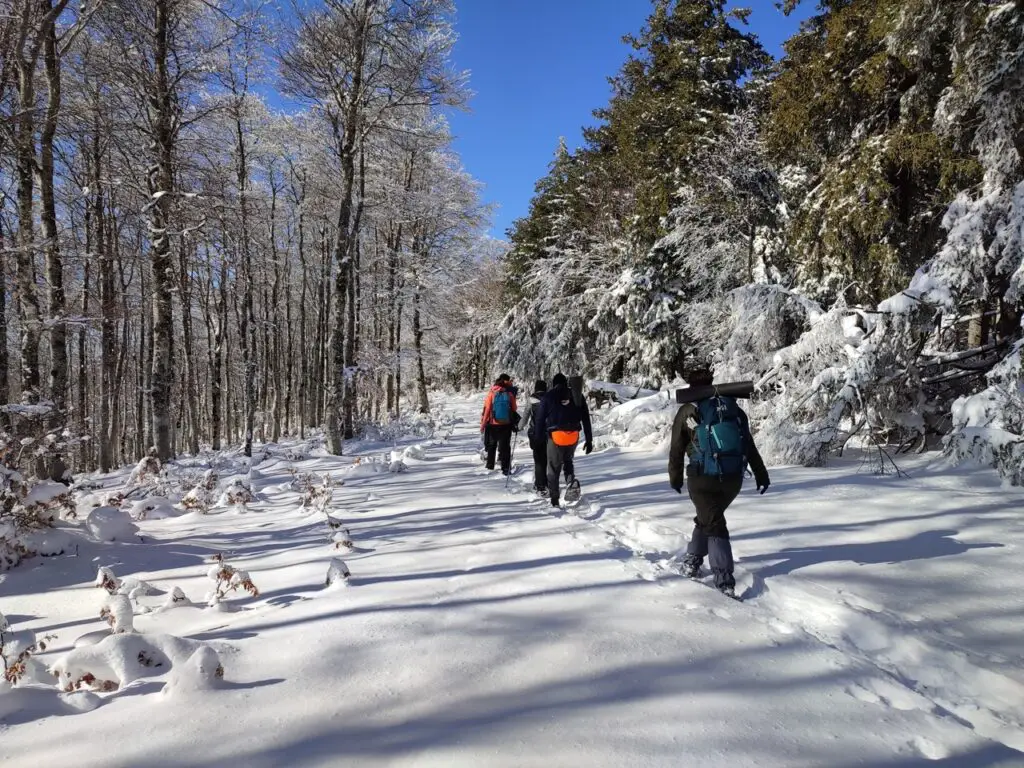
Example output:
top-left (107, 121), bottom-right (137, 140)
top-left (0, 0), bottom-right (503, 478)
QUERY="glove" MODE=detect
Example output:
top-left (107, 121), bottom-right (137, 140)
top-left (584, 441), bottom-right (593, 455)
top-left (757, 481), bottom-right (770, 495)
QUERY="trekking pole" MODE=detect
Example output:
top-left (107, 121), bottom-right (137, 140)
top-left (505, 431), bottom-right (519, 489)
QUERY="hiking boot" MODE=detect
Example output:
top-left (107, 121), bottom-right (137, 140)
top-left (681, 561), bottom-right (701, 579)
top-left (550, 496), bottom-right (560, 508)
top-left (719, 586), bottom-right (737, 599)
top-left (680, 555), bottom-right (702, 579)
top-left (536, 487), bottom-right (549, 497)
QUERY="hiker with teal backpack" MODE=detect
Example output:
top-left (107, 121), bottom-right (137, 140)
top-left (480, 374), bottom-right (520, 475)
top-left (668, 369), bottom-right (770, 598)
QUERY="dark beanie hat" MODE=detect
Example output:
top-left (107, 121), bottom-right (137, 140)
top-left (533, 379), bottom-right (547, 393)
top-left (552, 373), bottom-right (568, 388)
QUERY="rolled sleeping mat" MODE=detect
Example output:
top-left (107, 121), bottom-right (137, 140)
top-left (675, 381), bottom-right (754, 404)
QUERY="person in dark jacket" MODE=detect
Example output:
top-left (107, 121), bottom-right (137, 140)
top-left (668, 369), bottom-right (770, 597)
top-left (534, 372), bottom-right (593, 507)
top-left (480, 373), bottom-right (519, 475)
top-left (518, 379), bottom-right (549, 495)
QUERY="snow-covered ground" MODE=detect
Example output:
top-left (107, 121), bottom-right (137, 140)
top-left (1, 392), bottom-right (1023, 767)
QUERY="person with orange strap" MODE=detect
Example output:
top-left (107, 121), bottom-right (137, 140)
top-left (532, 372), bottom-right (593, 507)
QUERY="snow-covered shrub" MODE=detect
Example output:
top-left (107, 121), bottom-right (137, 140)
top-left (125, 448), bottom-right (166, 495)
top-left (85, 506), bottom-right (138, 542)
top-left (946, 341), bottom-right (1024, 484)
top-left (295, 473), bottom-right (334, 512)
top-left (217, 477), bottom-right (254, 510)
top-left (49, 633), bottom-right (205, 692)
top-left (99, 595), bottom-right (135, 634)
top-left (325, 558), bottom-right (350, 587)
top-left (162, 646), bottom-right (224, 698)
top-left (751, 301), bottom-right (932, 466)
top-left (205, 553), bottom-right (259, 608)
top-left (1, 612), bottom-right (56, 685)
top-left (96, 566), bottom-right (120, 594)
top-left (180, 470), bottom-right (218, 513)
top-left (0, 433), bottom-right (75, 571)
top-left (21, 481), bottom-right (75, 523)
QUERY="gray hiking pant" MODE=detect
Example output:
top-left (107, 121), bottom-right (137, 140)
top-left (546, 439), bottom-right (577, 501)
top-left (684, 472), bottom-right (743, 589)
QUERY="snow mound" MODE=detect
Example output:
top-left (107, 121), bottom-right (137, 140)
top-left (599, 390), bottom-right (676, 449)
top-left (587, 380), bottom-right (659, 401)
top-left (325, 558), bottom-right (350, 587)
top-left (129, 497), bottom-right (178, 520)
top-left (49, 633), bottom-right (205, 692)
top-left (403, 443), bottom-right (429, 461)
top-left (344, 458), bottom-right (389, 478)
top-left (20, 528), bottom-right (71, 556)
top-left (0, 686), bottom-right (103, 721)
top-left (116, 576), bottom-right (162, 601)
top-left (162, 647), bottom-right (225, 698)
top-left (159, 587), bottom-right (193, 610)
top-left (85, 506), bottom-right (139, 542)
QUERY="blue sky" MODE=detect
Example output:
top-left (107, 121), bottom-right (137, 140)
top-left (447, 1), bottom-right (815, 240)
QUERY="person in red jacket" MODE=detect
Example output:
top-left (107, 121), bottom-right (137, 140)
top-left (480, 373), bottom-right (519, 475)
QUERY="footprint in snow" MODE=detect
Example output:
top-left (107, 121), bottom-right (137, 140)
top-left (847, 682), bottom-right (883, 705)
top-left (911, 736), bottom-right (950, 761)
top-left (769, 620), bottom-right (795, 635)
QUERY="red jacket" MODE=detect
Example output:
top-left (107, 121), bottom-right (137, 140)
top-left (480, 384), bottom-right (518, 431)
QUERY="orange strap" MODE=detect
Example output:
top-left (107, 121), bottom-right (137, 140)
top-left (550, 430), bottom-right (580, 447)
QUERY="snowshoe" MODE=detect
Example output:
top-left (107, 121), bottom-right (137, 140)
top-left (563, 479), bottom-right (582, 504)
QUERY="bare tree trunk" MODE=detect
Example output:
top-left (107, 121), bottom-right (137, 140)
top-left (211, 246), bottom-right (228, 450)
top-left (179, 236), bottom-right (201, 456)
top-left (14, 23), bottom-right (43, 407)
top-left (96, 130), bottom-right (116, 472)
top-left (297, 208), bottom-right (309, 439)
top-left (269, 175), bottom-right (283, 442)
top-left (412, 277), bottom-right (429, 414)
top-left (147, 0), bottom-right (177, 461)
top-left (41, 13), bottom-right (67, 478)
top-left (0, 223), bottom-right (9, 426)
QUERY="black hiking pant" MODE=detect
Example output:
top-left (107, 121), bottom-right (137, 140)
top-left (684, 471), bottom-right (743, 589)
top-left (546, 438), bottom-right (577, 502)
top-left (484, 424), bottom-right (513, 475)
top-left (529, 437), bottom-right (547, 491)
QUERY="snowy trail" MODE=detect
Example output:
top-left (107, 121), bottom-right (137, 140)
top-left (520, 436), bottom-right (1024, 758)
top-left (1, 395), bottom-right (1022, 766)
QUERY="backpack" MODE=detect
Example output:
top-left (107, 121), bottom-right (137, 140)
top-left (692, 396), bottom-right (746, 476)
top-left (491, 389), bottom-right (512, 424)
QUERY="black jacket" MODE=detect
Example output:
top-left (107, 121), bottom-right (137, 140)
top-left (668, 401), bottom-right (769, 490)
top-left (534, 384), bottom-right (593, 445)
